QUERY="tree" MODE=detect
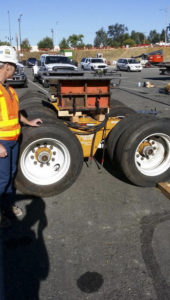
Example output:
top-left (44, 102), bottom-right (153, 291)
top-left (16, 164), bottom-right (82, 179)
top-left (0, 41), bottom-right (10, 46)
top-left (68, 34), bottom-right (84, 48)
top-left (59, 38), bottom-right (69, 49)
top-left (148, 30), bottom-right (160, 44)
top-left (37, 37), bottom-right (53, 49)
top-left (94, 28), bottom-right (108, 47)
top-left (107, 23), bottom-right (128, 44)
top-left (160, 29), bottom-right (166, 42)
top-left (123, 38), bottom-right (136, 47)
top-left (21, 39), bottom-right (31, 50)
top-left (131, 31), bottom-right (145, 44)
top-left (86, 44), bottom-right (93, 49)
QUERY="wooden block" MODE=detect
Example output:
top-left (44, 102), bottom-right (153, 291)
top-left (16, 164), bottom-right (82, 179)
top-left (58, 110), bottom-right (82, 117)
top-left (94, 114), bottom-right (105, 121)
top-left (158, 182), bottom-right (170, 200)
top-left (71, 116), bottom-right (79, 123)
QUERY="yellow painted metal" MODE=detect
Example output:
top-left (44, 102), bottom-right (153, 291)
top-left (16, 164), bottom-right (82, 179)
top-left (52, 101), bottom-right (60, 111)
top-left (138, 141), bottom-right (151, 155)
top-left (51, 102), bottom-right (120, 157)
top-left (70, 116), bottom-right (120, 157)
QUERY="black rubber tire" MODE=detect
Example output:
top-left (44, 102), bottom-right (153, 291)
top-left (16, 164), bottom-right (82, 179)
top-left (127, 67), bottom-right (130, 72)
top-left (107, 114), bottom-right (156, 161)
top-left (109, 106), bottom-right (136, 118)
top-left (42, 80), bottom-right (49, 88)
top-left (33, 77), bottom-right (38, 82)
top-left (15, 124), bottom-right (84, 197)
top-left (22, 81), bottom-right (28, 88)
top-left (20, 99), bottom-right (58, 121)
top-left (21, 106), bottom-right (59, 124)
top-left (116, 118), bottom-right (170, 187)
top-left (20, 91), bottom-right (49, 103)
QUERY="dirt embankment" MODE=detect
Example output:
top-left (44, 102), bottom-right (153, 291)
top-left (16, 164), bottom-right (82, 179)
top-left (21, 46), bottom-right (170, 64)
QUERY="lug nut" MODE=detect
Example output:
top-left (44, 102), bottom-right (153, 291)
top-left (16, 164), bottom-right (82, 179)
top-left (47, 162), bottom-right (50, 166)
top-left (32, 149), bottom-right (35, 153)
top-left (40, 164), bottom-right (43, 168)
top-left (136, 154), bottom-right (140, 158)
top-left (52, 158), bottom-right (55, 161)
top-left (31, 155), bottom-right (34, 159)
top-left (34, 161), bottom-right (37, 165)
top-left (53, 151), bottom-right (56, 155)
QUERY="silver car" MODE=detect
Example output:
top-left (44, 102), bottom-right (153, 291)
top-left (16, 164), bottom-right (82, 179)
top-left (117, 58), bottom-right (142, 72)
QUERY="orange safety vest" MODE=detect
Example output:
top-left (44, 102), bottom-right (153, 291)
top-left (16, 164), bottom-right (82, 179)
top-left (0, 84), bottom-right (21, 140)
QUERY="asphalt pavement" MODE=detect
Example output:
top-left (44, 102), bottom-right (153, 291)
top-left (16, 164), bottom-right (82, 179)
top-left (2, 67), bottom-right (170, 300)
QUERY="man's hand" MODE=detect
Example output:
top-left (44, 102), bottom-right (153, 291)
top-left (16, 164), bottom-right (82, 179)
top-left (28, 118), bottom-right (43, 127)
top-left (0, 143), bottom-right (7, 157)
top-left (20, 113), bottom-right (43, 127)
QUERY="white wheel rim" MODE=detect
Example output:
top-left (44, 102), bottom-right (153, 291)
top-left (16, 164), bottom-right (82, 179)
top-left (20, 138), bottom-right (71, 185)
top-left (135, 133), bottom-right (170, 176)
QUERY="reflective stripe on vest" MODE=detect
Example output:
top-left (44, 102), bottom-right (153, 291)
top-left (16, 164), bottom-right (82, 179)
top-left (0, 118), bottom-right (19, 127)
top-left (9, 87), bottom-right (19, 102)
top-left (0, 128), bottom-right (21, 137)
top-left (0, 96), bottom-right (10, 120)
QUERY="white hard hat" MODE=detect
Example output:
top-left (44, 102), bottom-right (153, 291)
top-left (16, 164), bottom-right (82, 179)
top-left (0, 45), bottom-right (18, 66)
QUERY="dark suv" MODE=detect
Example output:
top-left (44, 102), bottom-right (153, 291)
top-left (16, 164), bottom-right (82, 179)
top-left (27, 57), bottom-right (37, 67)
top-left (7, 63), bottom-right (28, 88)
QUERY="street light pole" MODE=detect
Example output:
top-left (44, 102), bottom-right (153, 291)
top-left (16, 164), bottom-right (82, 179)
top-left (56, 21), bottom-right (58, 49)
top-left (160, 8), bottom-right (169, 43)
top-left (51, 28), bottom-right (54, 50)
top-left (7, 10), bottom-right (12, 45)
top-left (18, 14), bottom-right (23, 52)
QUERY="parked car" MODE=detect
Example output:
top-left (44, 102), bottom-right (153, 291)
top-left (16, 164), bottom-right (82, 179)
top-left (27, 57), bottom-right (37, 67)
top-left (81, 58), bottom-right (108, 70)
top-left (7, 63), bottom-right (28, 88)
top-left (80, 58), bottom-right (87, 69)
top-left (117, 58), bottom-right (142, 72)
top-left (33, 55), bottom-right (78, 87)
top-left (40, 54), bottom-right (77, 71)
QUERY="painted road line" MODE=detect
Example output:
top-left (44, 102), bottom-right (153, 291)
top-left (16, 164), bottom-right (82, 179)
top-left (27, 79), bottom-right (50, 95)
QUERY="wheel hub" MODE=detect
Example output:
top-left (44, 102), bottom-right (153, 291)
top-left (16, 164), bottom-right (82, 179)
top-left (142, 145), bottom-right (154, 157)
top-left (35, 147), bottom-right (52, 164)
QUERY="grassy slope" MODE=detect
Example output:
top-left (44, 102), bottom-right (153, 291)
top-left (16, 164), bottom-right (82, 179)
top-left (21, 46), bottom-right (170, 64)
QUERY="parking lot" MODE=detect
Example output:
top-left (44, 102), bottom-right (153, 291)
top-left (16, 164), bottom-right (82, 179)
top-left (3, 67), bottom-right (170, 300)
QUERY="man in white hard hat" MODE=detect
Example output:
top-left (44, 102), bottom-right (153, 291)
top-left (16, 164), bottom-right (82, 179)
top-left (0, 45), bottom-right (42, 228)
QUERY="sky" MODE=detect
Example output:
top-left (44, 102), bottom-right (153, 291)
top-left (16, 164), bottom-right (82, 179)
top-left (0, 0), bottom-right (170, 46)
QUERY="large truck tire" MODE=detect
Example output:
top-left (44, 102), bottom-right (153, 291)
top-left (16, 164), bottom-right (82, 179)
top-left (20, 91), bottom-right (49, 103)
top-left (15, 124), bottom-right (84, 197)
top-left (115, 118), bottom-right (170, 187)
top-left (20, 99), bottom-right (58, 121)
top-left (109, 106), bottom-right (135, 118)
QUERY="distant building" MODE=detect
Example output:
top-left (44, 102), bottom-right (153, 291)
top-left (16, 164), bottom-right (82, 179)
top-left (30, 45), bottom-right (39, 52)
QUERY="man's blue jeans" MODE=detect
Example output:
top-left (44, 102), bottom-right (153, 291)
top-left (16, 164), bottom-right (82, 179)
top-left (0, 140), bottom-right (19, 210)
